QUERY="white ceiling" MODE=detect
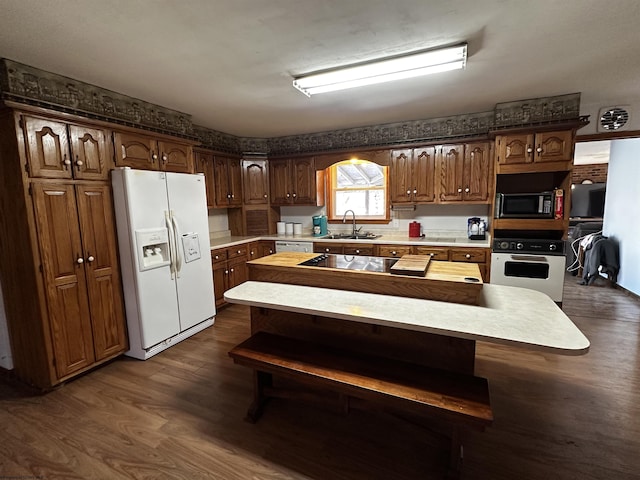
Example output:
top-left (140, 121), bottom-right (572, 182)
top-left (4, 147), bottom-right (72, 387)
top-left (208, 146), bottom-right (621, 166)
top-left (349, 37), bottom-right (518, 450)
top-left (1, 0), bottom-right (639, 138)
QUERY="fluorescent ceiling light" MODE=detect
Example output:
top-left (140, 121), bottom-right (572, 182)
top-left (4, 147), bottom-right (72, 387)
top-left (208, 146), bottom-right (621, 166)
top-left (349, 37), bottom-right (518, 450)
top-left (293, 43), bottom-right (467, 96)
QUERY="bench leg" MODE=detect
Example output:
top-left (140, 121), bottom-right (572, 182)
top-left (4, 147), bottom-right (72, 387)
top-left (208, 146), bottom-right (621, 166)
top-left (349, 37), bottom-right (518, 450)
top-left (245, 370), bottom-right (272, 423)
top-left (446, 426), bottom-right (463, 479)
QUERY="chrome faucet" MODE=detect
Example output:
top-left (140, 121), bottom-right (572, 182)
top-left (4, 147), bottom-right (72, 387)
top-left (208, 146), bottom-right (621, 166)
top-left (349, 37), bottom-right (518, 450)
top-left (342, 209), bottom-right (359, 236)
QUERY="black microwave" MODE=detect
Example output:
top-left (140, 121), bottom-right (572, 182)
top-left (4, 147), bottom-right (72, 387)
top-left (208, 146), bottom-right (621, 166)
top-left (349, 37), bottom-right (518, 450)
top-left (495, 192), bottom-right (554, 218)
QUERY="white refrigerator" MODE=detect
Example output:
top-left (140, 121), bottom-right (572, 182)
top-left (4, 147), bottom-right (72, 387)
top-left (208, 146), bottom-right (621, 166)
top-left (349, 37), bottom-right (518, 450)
top-left (111, 167), bottom-right (215, 359)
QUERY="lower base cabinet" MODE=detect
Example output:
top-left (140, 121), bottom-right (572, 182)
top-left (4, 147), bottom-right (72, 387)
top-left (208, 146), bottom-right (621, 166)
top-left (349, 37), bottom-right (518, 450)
top-left (212, 241), bottom-right (276, 308)
top-left (212, 245), bottom-right (249, 308)
top-left (313, 242), bottom-right (375, 256)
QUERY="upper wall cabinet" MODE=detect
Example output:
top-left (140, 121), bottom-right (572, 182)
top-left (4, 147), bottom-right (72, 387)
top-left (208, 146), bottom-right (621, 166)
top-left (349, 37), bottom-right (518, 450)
top-left (495, 130), bottom-right (573, 173)
top-left (194, 149), bottom-right (215, 209)
top-left (438, 142), bottom-right (492, 203)
top-left (243, 158), bottom-right (269, 205)
top-left (269, 157), bottom-right (324, 206)
top-left (22, 115), bottom-right (111, 180)
top-left (390, 147), bottom-right (436, 205)
top-left (213, 155), bottom-right (243, 208)
top-left (113, 131), bottom-right (194, 173)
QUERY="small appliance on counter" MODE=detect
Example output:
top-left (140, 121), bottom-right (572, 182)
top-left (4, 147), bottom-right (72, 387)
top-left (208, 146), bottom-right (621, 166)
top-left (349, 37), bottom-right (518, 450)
top-left (312, 215), bottom-right (328, 236)
top-left (409, 221), bottom-right (421, 238)
top-left (467, 217), bottom-right (486, 240)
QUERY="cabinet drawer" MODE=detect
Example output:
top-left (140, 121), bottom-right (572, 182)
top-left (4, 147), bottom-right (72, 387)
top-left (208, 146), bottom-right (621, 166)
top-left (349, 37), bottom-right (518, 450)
top-left (377, 245), bottom-right (413, 257)
top-left (227, 245), bottom-right (248, 260)
top-left (314, 243), bottom-right (343, 254)
top-left (413, 246), bottom-right (450, 260)
top-left (343, 245), bottom-right (374, 256)
top-left (450, 248), bottom-right (486, 263)
top-left (211, 249), bottom-right (228, 264)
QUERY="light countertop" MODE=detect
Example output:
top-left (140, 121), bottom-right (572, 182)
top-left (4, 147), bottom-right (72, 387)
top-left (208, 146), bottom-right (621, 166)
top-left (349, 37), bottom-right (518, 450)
top-left (210, 233), bottom-right (491, 250)
top-left (224, 281), bottom-right (590, 355)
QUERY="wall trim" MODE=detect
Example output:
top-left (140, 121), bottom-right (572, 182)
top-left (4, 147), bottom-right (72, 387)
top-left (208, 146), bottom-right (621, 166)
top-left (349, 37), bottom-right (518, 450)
top-left (1, 58), bottom-right (585, 156)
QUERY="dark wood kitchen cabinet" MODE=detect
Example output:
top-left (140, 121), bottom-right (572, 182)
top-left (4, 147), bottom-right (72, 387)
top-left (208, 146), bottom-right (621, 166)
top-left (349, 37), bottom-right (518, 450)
top-left (248, 240), bottom-right (275, 259)
top-left (113, 130), bottom-right (194, 173)
top-left (269, 157), bottom-right (324, 206)
top-left (438, 142), bottom-right (492, 203)
top-left (390, 147), bottom-right (437, 204)
top-left (495, 130), bottom-right (573, 172)
top-left (32, 181), bottom-right (127, 378)
top-left (243, 158), bottom-right (269, 204)
top-left (194, 149), bottom-right (215, 209)
top-left (0, 108), bottom-right (128, 389)
top-left (22, 114), bottom-right (112, 180)
top-left (211, 245), bottom-right (249, 307)
top-left (213, 155), bottom-right (243, 208)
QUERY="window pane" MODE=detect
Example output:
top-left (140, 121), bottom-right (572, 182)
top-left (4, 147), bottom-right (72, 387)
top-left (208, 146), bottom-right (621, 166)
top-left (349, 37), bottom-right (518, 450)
top-left (335, 189), bottom-right (385, 217)
top-left (336, 163), bottom-right (384, 188)
top-left (329, 160), bottom-right (389, 221)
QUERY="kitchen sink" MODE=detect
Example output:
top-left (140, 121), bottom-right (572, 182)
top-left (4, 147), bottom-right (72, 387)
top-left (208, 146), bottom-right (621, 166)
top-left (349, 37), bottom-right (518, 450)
top-left (324, 233), bottom-right (381, 240)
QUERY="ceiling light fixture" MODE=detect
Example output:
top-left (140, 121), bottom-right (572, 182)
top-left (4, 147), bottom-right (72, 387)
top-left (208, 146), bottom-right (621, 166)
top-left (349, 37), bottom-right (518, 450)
top-left (293, 43), bottom-right (467, 97)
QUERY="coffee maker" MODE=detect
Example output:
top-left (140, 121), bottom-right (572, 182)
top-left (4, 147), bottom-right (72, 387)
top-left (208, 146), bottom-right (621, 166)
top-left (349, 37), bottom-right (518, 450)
top-left (467, 217), bottom-right (486, 240)
top-left (312, 215), bottom-right (328, 236)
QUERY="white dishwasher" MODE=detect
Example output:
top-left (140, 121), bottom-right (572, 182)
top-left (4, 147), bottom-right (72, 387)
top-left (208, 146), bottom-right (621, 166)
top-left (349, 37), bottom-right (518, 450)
top-left (275, 240), bottom-right (315, 253)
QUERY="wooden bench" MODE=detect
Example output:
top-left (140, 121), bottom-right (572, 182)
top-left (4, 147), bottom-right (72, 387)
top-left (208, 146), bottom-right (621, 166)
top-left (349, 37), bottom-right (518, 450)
top-left (229, 331), bottom-right (493, 478)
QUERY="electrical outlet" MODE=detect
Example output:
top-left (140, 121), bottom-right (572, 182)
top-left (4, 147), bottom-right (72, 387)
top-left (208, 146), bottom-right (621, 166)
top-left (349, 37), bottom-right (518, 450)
top-left (392, 219), bottom-right (399, 228)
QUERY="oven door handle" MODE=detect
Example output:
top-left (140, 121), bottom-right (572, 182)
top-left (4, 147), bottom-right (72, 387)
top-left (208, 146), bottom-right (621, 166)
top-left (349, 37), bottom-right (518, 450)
top-left (509, 255), bottom-right (549, 262)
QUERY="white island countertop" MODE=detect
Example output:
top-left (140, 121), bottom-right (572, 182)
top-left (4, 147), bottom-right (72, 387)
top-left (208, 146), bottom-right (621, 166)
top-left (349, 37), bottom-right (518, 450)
top-left (224, 281), bottom-right (590, 355)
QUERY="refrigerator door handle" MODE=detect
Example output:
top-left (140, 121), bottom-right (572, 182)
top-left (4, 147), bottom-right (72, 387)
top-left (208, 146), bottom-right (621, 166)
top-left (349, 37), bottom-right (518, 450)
top-left (171, 211), bottom-right (183, 277)
top-left (165, 211), bottom-right (177, 279)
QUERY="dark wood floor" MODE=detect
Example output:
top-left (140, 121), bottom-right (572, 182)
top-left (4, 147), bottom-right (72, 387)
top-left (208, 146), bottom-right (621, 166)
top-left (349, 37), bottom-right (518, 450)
top-left (1, 274), bottom-right (639, 479)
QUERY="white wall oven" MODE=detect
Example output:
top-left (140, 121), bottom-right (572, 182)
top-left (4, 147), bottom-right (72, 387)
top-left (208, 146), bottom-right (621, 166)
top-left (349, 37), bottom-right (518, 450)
top-left (491, 239), bottom-right (566, 303)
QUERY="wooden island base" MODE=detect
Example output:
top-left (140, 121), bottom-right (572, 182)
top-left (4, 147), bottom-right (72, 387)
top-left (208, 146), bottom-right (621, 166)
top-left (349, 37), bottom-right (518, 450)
top-left (229, 307), bottom-right (493, 479)
top-left (226, 256), bottom-right (588, 478)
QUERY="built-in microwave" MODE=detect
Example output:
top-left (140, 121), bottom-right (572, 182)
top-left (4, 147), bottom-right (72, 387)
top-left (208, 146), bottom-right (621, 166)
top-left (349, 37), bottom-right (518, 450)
top-left (495, 192), bottom-right (555, 218)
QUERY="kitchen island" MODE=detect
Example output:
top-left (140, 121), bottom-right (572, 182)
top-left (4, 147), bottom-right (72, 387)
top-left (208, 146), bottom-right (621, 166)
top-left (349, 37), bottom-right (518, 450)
top-left (224, 253), bottom-right (589, 478)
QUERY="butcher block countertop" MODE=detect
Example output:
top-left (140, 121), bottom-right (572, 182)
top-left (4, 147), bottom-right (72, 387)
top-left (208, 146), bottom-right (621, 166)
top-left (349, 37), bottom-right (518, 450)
top-left (247, 252), bottom-right (484, 306)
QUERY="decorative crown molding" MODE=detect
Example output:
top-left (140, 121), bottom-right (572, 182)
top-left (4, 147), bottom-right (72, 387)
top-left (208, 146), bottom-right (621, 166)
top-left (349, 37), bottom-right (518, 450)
top-left (494, 93), bottom-right (581, 127)
top-left (266, 111), bottom-right (496, 155)
top-left (1, 59), bottom-right (583, 156)
top-left (0, 58), bottom-right (195, 138)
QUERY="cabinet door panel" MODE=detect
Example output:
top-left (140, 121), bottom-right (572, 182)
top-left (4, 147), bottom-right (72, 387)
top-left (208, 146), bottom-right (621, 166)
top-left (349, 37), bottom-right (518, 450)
top-left (269, 159), bottom-right (291, 205)
top-left (213, 156), bottom-right (230, 207)
top-left (390, 149), bottom-right (412, 204)
top-left (159, 141), bottom-right (194, 173)
top-left (535, 130), bottom-right (573, 163)
top-left (293, 158), bottom-right (317, 204)
top-left (69, 125), bottom-right (110, 180)
top-left (228, 257), bottom-right (248, 289)
top-left (497, 134), bottom-right (534, 165)
top-left (23, 116), bottom-right (71, 179)
top-left (194, 151), bottom-right (215, 209)
top-left (438, 145), bottom-right (464, 201)
top-left (113, 132), bottom-right (156, 169)
top-left (212, 262), bottom-right (227, 308)
top-left (76, 185), bottom-right (127, 360)
top-left (463, 142), bottom-right (491, 202)
top-left (258, 241), bottom-right (275, 257)
top-left (243, 159), bottom-right (269, 204)
top-left (413, 147), bottom-right (436, 203)
top-left (227, 158), bottom-right (243, 206)
top-left (32, 182), bottom-right (95, 378)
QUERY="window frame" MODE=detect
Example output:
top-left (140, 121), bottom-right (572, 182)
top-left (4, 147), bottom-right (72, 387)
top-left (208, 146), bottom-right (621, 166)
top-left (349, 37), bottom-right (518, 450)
top-left (326, 160), bottom-right (391, 223)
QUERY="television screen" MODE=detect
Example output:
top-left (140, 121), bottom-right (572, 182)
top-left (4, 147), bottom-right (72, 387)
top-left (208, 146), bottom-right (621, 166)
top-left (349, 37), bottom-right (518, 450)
top-left (570, 183), bottom-right (606, 218)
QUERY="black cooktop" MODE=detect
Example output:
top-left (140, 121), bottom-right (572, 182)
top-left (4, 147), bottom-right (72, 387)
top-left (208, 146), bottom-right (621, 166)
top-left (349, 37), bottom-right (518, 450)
top-left (298, 254), bottom-right (399, 273)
